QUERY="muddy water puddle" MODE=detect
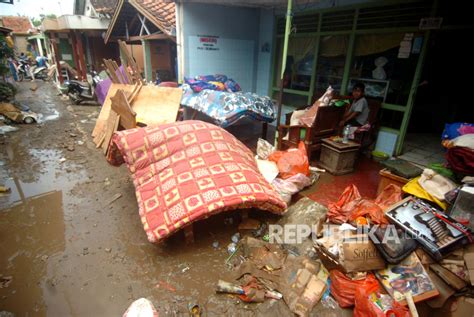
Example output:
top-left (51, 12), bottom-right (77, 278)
top-left (0, 146), bottom-right (257, 316)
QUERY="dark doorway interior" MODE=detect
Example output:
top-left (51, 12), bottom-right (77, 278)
top-left (409, 29), bottom-right (474, 135)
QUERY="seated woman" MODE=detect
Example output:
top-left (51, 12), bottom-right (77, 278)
top-left (340, 82), bottom-right (369, 128)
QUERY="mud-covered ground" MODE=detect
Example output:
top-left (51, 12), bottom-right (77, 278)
top-left (0, 82), bottom-right (307, 316)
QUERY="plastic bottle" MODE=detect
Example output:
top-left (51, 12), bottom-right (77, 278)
top-left (342, 125), bottom-right (351, 143)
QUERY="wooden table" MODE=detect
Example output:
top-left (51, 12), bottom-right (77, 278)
top-left (319, 138), bottom-right (360, 175)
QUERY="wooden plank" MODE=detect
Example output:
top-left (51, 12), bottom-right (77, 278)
top-left (118, 40), bottom-right (144, 84)
top-left (131, 86), bottom-right (182, 126)
top-left (112, 60), bottom-right (127, 84)
top-left (111, 89), bottom-right (136, 130)
top-left (92, 83), bottom-right (131, 139)
top-left (127, 82), bottom-right (143, 105)
top-left (122, 63), bottom-right (133, 84)
top-left (103, 59), bottom-right (121, 84)
top-left (430, 264), bottom-right (467, 291)
top-left (102, 111), bottom-right (120, 155)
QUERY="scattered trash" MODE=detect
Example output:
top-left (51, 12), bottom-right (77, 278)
top-left (108, 193), bottom-right (122, 205)
top-left (156, 280), bottom-right (176, 292)
top-left (59, 158), bottom-right (67, 163)
top-left (0, 124), bottom-right (19, 134)
top-left (0, 101), bottom-right (39, 124)
top-left (0, 276), bottom-right (12, 288)
top-left (77, 140), bottom-right (84, 145)
top-left (182, 266), bottom-right (190, 273)
top-left (231, 233), bottom-right (241, 243)
top-left (227, 242), bottom-right (238, 255)
top-left (123, 298), bottom-right (158, 317)
top-left (0, 186), bottom-right (11, 193)
top-left (216, 280), bottom-right (244, 295)
top-left (188, 302), bottom-right (201, 317)
top-left (212, 241), bottom-right (219, 249)
top-left (252, 223), bottom-right (267, 238)
top-left (105, 248), bottom-right (112, 253)
top-left (225, 245), bottom-right (240, 264)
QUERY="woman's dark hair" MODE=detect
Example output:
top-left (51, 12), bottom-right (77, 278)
top-left (353, 82), bottom-right (365, 92)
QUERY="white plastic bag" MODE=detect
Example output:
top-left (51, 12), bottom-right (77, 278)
top-left (256, 138), bottom-right (275, 160)
top-left (123, 298), bottom-right (158, 317)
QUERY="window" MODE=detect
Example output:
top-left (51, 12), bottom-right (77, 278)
top-left (314, 35), bottom-right (349, 97)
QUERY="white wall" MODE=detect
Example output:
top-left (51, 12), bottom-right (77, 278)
top-left (182, 3), bottom-right (274, 94)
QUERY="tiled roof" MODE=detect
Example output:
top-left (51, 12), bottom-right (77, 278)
top-left (90, 0), bottom-right (119, 15)
top-left (134, 0), bottom-right (175, 35)
top-left (0, 16), bottom-right (33, 34)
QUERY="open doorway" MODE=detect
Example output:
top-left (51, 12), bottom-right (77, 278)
top-left (399, 28), bottom-right (474, 166)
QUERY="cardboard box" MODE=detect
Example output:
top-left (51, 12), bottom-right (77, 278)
top-left (315, 230), bottom-right (386, 273)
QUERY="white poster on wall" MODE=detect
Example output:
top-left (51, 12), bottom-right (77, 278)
top-left (188, 35), bottom-right (255, 92)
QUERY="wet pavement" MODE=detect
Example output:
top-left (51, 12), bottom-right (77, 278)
top-left (0, 81), bottom-right (303, 316)
top-left (0, 82), bottom-right (240, 316)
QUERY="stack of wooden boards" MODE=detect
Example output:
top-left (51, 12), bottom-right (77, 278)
top-left (102, 40), bottom-right (144, 85)
top-left (92, 83), bottom-right (183, 155)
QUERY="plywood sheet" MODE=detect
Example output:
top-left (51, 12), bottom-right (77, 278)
top-left (92, 84), bottom-right (182, 148)
top-left (132, 87), bottom-right (182, 126)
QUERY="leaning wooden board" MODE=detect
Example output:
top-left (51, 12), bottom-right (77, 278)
top-left (92, 84), bottom-right (183, 146)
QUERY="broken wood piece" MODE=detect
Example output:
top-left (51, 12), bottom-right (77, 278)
top-left (430, 263), bottom-right (467, 291)
top-left (95, 133), bottom-right (106, 149)
top-left (127, 82), bottom-right (143, 105)
top-left (426, 270), bottom-right (455, 309)
top-left (118, 40), bottom-right (144, 84)
top-left (112, 60), bottom-right (127, 84)
top-left (102, 110), bottom-right (120, 155)
top-left (464, 244), bottom-right (474, 286)
top-left (108, 193), bottom-right (123, 205)
top-left (122, 63), bottom-right (133, 84)
top-left (110, 89), bottom-right (136, 130)
top-left (104, 59), bottom-right (121, 84)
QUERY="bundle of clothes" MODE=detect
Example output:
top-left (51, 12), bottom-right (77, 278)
top-left (442, 122), bottom-right (474, 175)
top-left (181, 74), bottom-right (275, 128)
top-left (184, 74), bottom-right (241, 93)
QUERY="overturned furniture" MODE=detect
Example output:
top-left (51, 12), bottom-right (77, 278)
top-left (107, 120), bottom-right (287, 243)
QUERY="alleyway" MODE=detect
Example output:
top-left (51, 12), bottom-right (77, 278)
top-left (0, 82), bottom-right (297, 316)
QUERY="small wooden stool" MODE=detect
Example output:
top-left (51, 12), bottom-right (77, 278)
top-left (319, 138), bottom-right (360, 175)
top-left (377, 168), bottom-right (409, 195)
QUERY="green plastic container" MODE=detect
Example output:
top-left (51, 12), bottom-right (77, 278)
top-left (371, 150), bottom-right (389, 162)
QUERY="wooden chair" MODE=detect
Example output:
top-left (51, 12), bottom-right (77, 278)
top-left (277, 105), bottom-right (345, 158)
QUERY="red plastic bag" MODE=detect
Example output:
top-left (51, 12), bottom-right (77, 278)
top-left (349, 199), bottom-right (389, 225)
top-left (268, 141), bottom-right (310, 179)
top-left (374, 184), bottom-right (403, 210)
top-left (330, 270), bottom-right (379, 308)
top-left (354, 276), bottom-right (410, 317)
top-left (327, 184), bottom-right (362, 224)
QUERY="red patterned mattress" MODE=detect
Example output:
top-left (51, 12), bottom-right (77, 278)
top-left (108, 120), bottom-right (287, 243)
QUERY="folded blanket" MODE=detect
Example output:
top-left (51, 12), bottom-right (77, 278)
top-left (181, 84), bottom-right (276, 127)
